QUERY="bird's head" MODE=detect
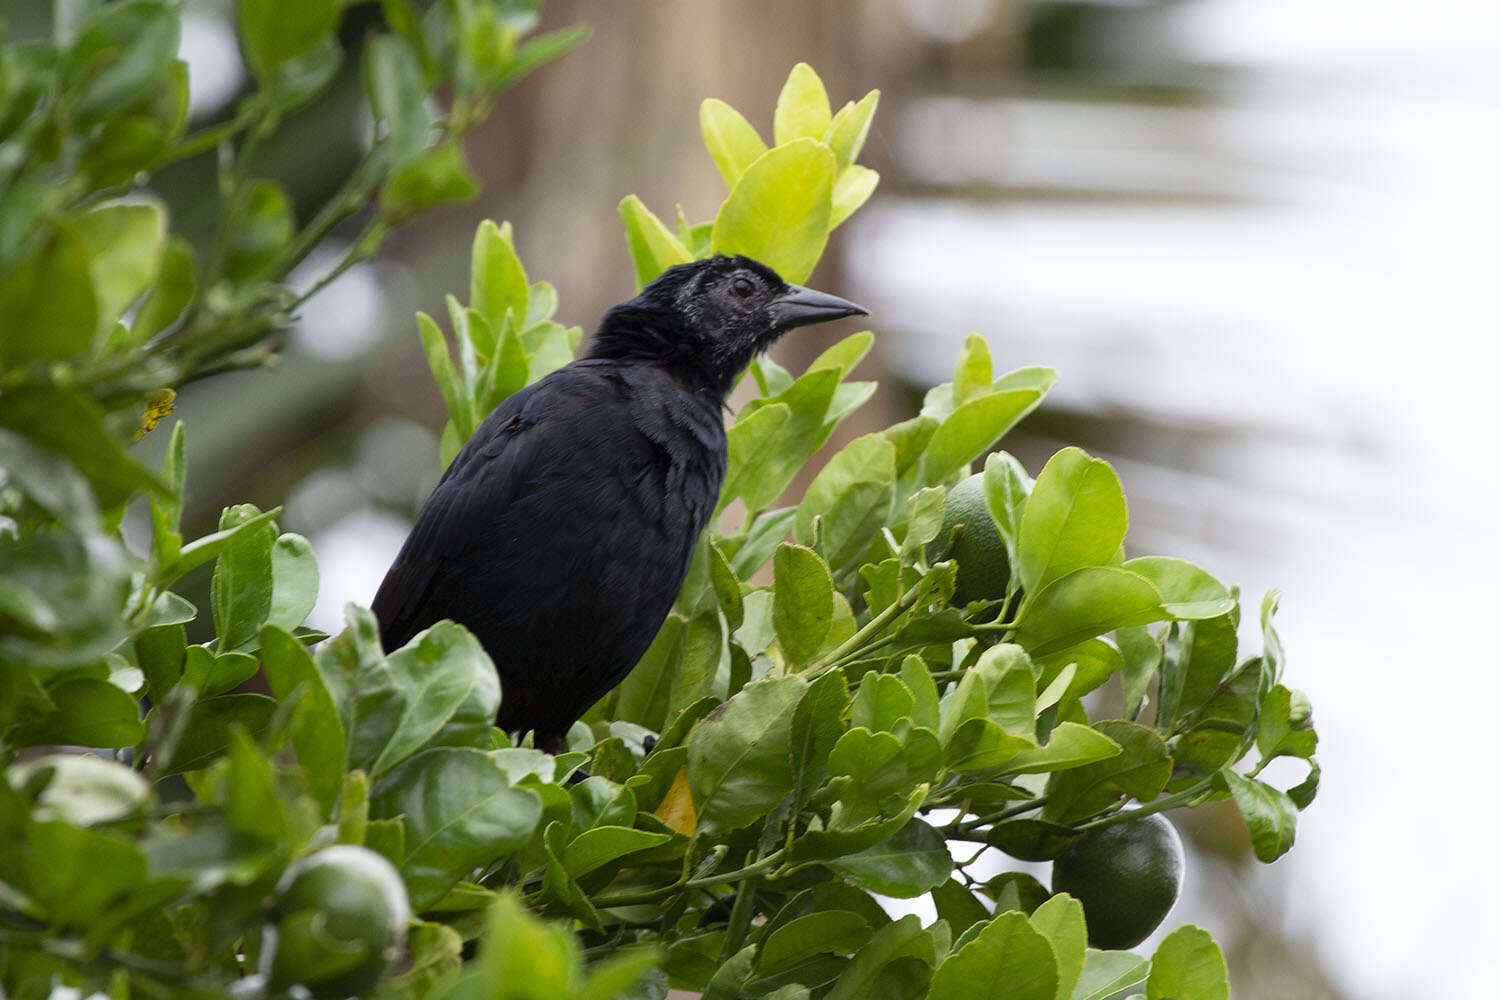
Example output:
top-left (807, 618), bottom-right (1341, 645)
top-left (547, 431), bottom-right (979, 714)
top-left (589, 255), bottom-right (867, 394)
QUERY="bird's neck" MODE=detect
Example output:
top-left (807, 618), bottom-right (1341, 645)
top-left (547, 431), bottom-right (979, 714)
top-left (587, 305), bottom-right (733, 398)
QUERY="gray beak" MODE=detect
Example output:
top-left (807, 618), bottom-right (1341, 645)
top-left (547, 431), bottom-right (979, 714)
top-left (769, 284), bottom-right (868, 330)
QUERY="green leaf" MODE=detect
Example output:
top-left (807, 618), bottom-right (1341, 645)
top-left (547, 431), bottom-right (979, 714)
top-left (363, 33), bottom-right (432, 165)
top-left (983, 451), bottom-right (1033, 571)
top-left (380, 140), bottom-right (479, 218)
top-left (64, 1), bottom-right (179, 119)
top-left (156, 693), bottom-right (277, 774)
top-left (268, 32), bottom-right (340, 110)
top-left (563, 825), bottom-right (671, 879)
top-left (951, 335), bottom-right (993, 407)
top-left (1255, 683), bottom-right (1318, 762)
top-left (223, 179), bottom-right (300, 290)
top-left (772, 543), bottom-right (834, 667)
top-left (809, 329), bottom-right (875, 376)
top-left (260, 624), bottom-right (346, 812)
top-left (470, 220), bottom-right (529, 336)
top-left (268, 532), bottom-right (318, 630)
top-left (794, 434), bottom-right (896, 571)
top-left (928, 911), bottom-right (1058, 1000)
top-left (826, 89), bottom-right (879, 173)
top-left (687, 675), bottom-right (805, 833)
top-left (701, 98), bottom-right (768, 189)
top-left (210, 503), bottom-right (278, 651)
top-left (826, 817), bottom-right (952, 897)
top-left (1123, 557), bottom-right (1234, 620)
top-left (7, 754), bottom-right (150, 827)
top-left (353, 621), bottom-right (500, 777)
top-left (932, 879), bottom-right (990, 938)
top-left (1029, 894), bottom-right (1086, 1000)
top-left (1070, 950), bottom-right (1148, 1000)
top-left (132, 236), bottom-right (195, 343)
top-left (619, 195), bottom-right (691, 288)
top-left (75, 201), bottom-right (165, 335)
top-left (722, 403), bottom-right (792, 512)
top-left (1013, 568), bottom-right (1163, 658)
top-left (1017, 448), bottom-right (1128, 595)
top-left (712, 139), bottom-right (835, 285)
top-left (612, 615), bottom-right (685, 732)
top-left (15, 678), bottom-right (144, 749)
top-left (370, 748), bottom-right (542, 910)
top-left (417, 312), bottom-right (469, 433)
top-left (14, 820), bottom-right (146, 927)
top-left (0, 225), bottom-right (97, 367)
top-left (474, 893), bottom-right (580, 997)
top-left (225, 728), bottom-right (287, 842)
top-left (237, 0), bottom-right (339, 83)
top-left (996, 722), bottom-right (1121, 777)
top-left (830, 164), bottom-right (879, 230)
top-left (925, 389), bottom-right (1048, 486)
top-left (1145, 925), bottom-right (1228, 1000)
top-left (1216, 770), bottom-right (1297, 863)
top-left (852, 674), bottom-right (915, 733)
top-left (758, 911), bottom-right (872, 973)
top-left (789, 669), bottom-right (847, 807)
top-left (825, 915), bottom-right (936, 1000)
top-left (774, 62), bottom-right (833, 145)
top-left (1044, 721), bottom-right (1171, 824)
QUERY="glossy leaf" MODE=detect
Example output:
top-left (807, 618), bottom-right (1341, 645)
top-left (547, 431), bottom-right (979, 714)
top-left (1217, 769), bottom-right (1297, 863)
top-left (826, 818), bottom-right (952, 897)
top-left (1017, 448), bottom-right (1128, 595)
top-left (712, 139), bottom-right (835, 285)
top-left (773, 62), bottom-right (832, 145)
top-left (1146, 925), bottom-right (1228, 1000)
top-left (1013, 568), bottom-right (1164, 658)
top-left (1123, 557), bottom-right (1234, 620)
top-left (928, 911), bottom-right (1058, 1000)
top-left (701, 98), bottom-right (767, 189)
top-left (772, 543), bottom-right (834, 667)
top-left (925, 389), bottom-right (1048, 486)
top-left (619, 195), bottom-right (690, 288)
top-left (1044, 721), bottom-right (1172, 824)
top-left (1029, 894), bottom-right (1086, 1000)
top-left (370, 748), bottom-right (542, 910)
top-left (1070, 950), bottom-right (1148, 1000)
top-left (688, 675), bottom-right (805, 833)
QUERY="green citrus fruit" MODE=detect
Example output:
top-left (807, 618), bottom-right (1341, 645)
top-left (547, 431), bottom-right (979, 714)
top-left (1050, 813), bottom-right (1184, 950)
top-left (267, 845), bottom-right (411, 997)
top-left (933, 473), bottom-right (1011, 605)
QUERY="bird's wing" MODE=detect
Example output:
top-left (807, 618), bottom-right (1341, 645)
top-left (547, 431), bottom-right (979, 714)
top-left (371, 366), bottom-right (632, 650)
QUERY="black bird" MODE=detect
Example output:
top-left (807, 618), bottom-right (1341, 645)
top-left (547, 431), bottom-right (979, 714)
top-left (372, 255), bottom-right (865, 753)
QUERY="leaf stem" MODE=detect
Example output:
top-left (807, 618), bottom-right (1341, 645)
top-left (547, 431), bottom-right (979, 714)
top-left (1072, 778), bottom-right (1215, 833)
top-left (592, 849), bottom-right (786, 909)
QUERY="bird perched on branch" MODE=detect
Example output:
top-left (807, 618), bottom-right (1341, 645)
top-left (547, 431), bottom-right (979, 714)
top-left (372, 256), bottom-right (865, 753)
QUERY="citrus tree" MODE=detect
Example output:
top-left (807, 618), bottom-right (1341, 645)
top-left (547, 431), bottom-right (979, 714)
top-left (0, 6), bottom-right (1319, 996)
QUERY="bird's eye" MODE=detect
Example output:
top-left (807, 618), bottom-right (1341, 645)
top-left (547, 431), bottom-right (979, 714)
top-left (730, 277), bottom-right (755, 298)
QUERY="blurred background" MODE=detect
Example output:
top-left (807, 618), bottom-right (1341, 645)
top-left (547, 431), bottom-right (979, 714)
top-left (33, 0), bottom-right (1500, 994)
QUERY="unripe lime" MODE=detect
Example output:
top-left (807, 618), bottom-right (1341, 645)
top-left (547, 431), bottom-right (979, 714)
top-left (1050, 814), bottom-right (1184, 950)
top-left (267, 845), bottom-right (411, 998)
top-left (934, 473), bottom-right (1011, 605)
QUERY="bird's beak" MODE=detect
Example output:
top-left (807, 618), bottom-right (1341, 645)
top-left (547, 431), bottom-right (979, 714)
top-left (769, 284), bottom-right (868, 330)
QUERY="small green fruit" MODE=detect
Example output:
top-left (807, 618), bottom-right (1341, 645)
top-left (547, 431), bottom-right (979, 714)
top-left (267, 845), bottom-right (412, 998)
top-left (1050, 813), bottom-right (1184, 950)
top-left (934, 473), bottom-right (1011, 606)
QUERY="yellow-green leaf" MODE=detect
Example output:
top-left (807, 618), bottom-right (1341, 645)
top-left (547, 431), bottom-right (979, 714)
top-left (619, 195), bottom-right (690, 289)
top-left (830, 164), bottom-right (879, 229)
top-left (774, 62), bottom-right (832, 145)
top-left (712, 139), bottom-right (834, 285)
top-left (700, 98), bottom-right (767, 189)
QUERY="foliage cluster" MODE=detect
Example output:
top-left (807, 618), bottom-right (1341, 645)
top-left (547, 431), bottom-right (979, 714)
top-left (0, 9), bottom-right (1319, 998)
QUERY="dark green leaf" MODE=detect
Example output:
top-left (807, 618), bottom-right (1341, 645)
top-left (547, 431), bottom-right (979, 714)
top-left (209, 503), bottom-right (277, 651)
top-left (826, 818), bottom-right (952, 897)
top-left (155, 693), bottom-right (276, 775)
top-left (260, 624), bottom-right (346, 812)
top-left (225, 179), bottom-right (293, 281)
top-left (789, 669), bottom-right (847, 807)
top-left (985, 819), bottom-right (1079, 862)
top-left (562, 825), bottom-right (671, 879)
top-left (15, 677), bottom-right (143, 749)
top-left (688, 675), bottom-right (804, 833)
top-left (1216, 770), bottom-right (1297, 863)
top-left (758, 911), bottom-right (872, 973)
top-left (68, 1), bottom-right (179, 120)
top-left (824, 915), bottom-right (935, 1000)
top-left (381, 140), bottom-right (479, 218)
top-left (1044, 721), bottom-right (1171, 824)
top-left (370, 748), bottom-right (542, 910)
top-left (237, 0), bottom-right (339, 83)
